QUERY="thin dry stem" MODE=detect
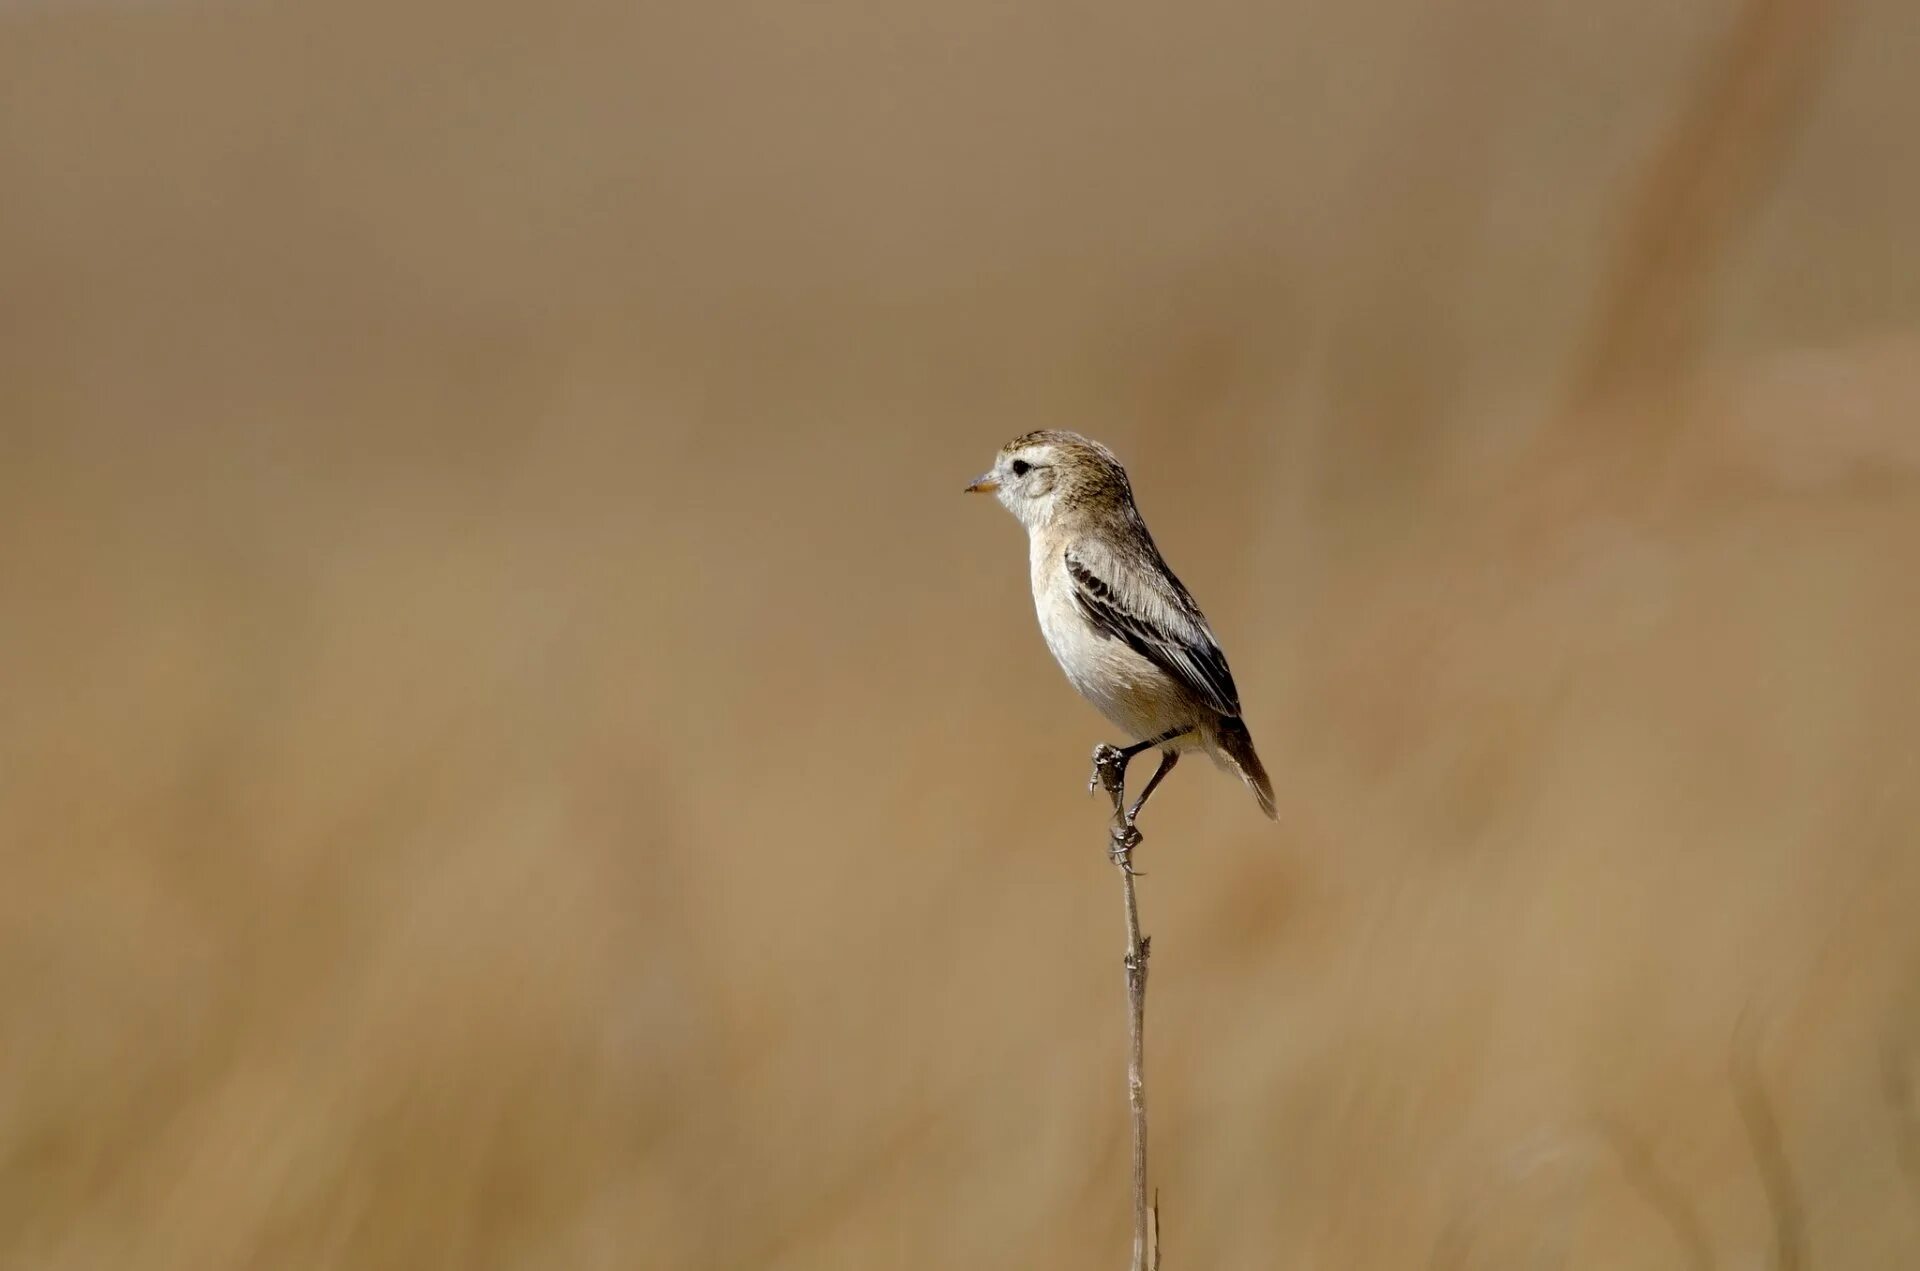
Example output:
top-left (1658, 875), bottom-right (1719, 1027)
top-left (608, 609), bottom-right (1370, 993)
top-left (1092, 744), bottom-right (1160, 1271)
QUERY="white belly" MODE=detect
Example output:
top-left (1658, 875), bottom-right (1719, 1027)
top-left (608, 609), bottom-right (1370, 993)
top-left (1029, 539), bottom-right (1200, 743)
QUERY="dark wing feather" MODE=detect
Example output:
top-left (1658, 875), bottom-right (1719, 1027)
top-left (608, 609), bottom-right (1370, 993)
top-left (1064, 544), bottom-right (1241, 718)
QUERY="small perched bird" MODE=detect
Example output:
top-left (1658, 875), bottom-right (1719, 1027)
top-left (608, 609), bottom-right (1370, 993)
top-left (967, 430), bottom-right (1276, 825)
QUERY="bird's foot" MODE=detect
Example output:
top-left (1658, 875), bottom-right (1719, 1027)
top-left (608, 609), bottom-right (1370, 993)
top-left (1109, 823), bottom-right (1144, 874)
top-left (1088, 743), bottom-right (1128, 799)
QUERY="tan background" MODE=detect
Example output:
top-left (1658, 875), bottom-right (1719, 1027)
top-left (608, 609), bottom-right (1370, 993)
top-left (4, 0), bottom-right (1919, 1266)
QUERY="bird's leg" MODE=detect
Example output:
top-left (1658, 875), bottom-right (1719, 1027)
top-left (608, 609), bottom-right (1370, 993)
top-left (1085, 726), bottom-right (1189, 798)
top-left (1125, 749), bottom-right (1181, 825)
top-left (1087, 745), bottom-right (1139, 871)
top-left (1088, 727), bottom-right (1193, 874)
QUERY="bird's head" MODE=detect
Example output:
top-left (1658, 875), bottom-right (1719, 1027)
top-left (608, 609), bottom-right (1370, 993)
top-left (964, 430), bottom-right (1132, 530)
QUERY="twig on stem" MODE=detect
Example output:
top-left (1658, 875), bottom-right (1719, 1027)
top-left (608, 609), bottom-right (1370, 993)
top-left (1091, 743), bottom-right (1161, 1271)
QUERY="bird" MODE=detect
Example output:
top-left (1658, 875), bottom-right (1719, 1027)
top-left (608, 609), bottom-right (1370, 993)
top-left (966, 430), bottom-right (1276, 829)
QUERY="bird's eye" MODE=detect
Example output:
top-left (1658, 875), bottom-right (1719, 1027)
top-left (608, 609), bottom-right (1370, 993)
top-left (1010, 459), bottom-right (1032, 477)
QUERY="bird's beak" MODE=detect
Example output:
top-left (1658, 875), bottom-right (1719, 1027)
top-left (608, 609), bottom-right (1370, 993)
top-left (964, 472), bottom-right (999, 494)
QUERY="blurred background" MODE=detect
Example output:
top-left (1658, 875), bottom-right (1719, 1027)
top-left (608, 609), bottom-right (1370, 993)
top-left (3, 0), bottom-right (1918, 1266)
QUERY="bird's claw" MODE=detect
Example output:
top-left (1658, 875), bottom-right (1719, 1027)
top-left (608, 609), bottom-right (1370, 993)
top-left (1109, 823), bottom-right (1144, 873)
top-left (1088, 742), bottom-right (1127, 798)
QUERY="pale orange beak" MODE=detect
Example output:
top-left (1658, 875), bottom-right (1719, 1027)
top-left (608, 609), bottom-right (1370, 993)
top-left (964, 471), bottom-right (999, 494)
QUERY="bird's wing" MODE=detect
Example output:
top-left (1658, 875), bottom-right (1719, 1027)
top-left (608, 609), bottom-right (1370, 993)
top-left (1064, 539), bottom-right (1241, 718)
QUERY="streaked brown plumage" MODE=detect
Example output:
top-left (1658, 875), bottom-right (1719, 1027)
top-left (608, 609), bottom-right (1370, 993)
top-left (966, 431), bottom-right (1276, 822)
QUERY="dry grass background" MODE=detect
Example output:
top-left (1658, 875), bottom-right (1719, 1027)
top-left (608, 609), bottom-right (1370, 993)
top-left (3, 0), bottom-right (1920, 1266)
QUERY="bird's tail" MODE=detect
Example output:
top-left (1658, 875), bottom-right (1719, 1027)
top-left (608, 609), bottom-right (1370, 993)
top-left (1214, 716), bottom-right (1277, 820)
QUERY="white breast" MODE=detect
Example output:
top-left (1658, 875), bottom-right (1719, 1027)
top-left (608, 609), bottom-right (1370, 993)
top-left (1027, 535), bottom-right (1196, 742)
